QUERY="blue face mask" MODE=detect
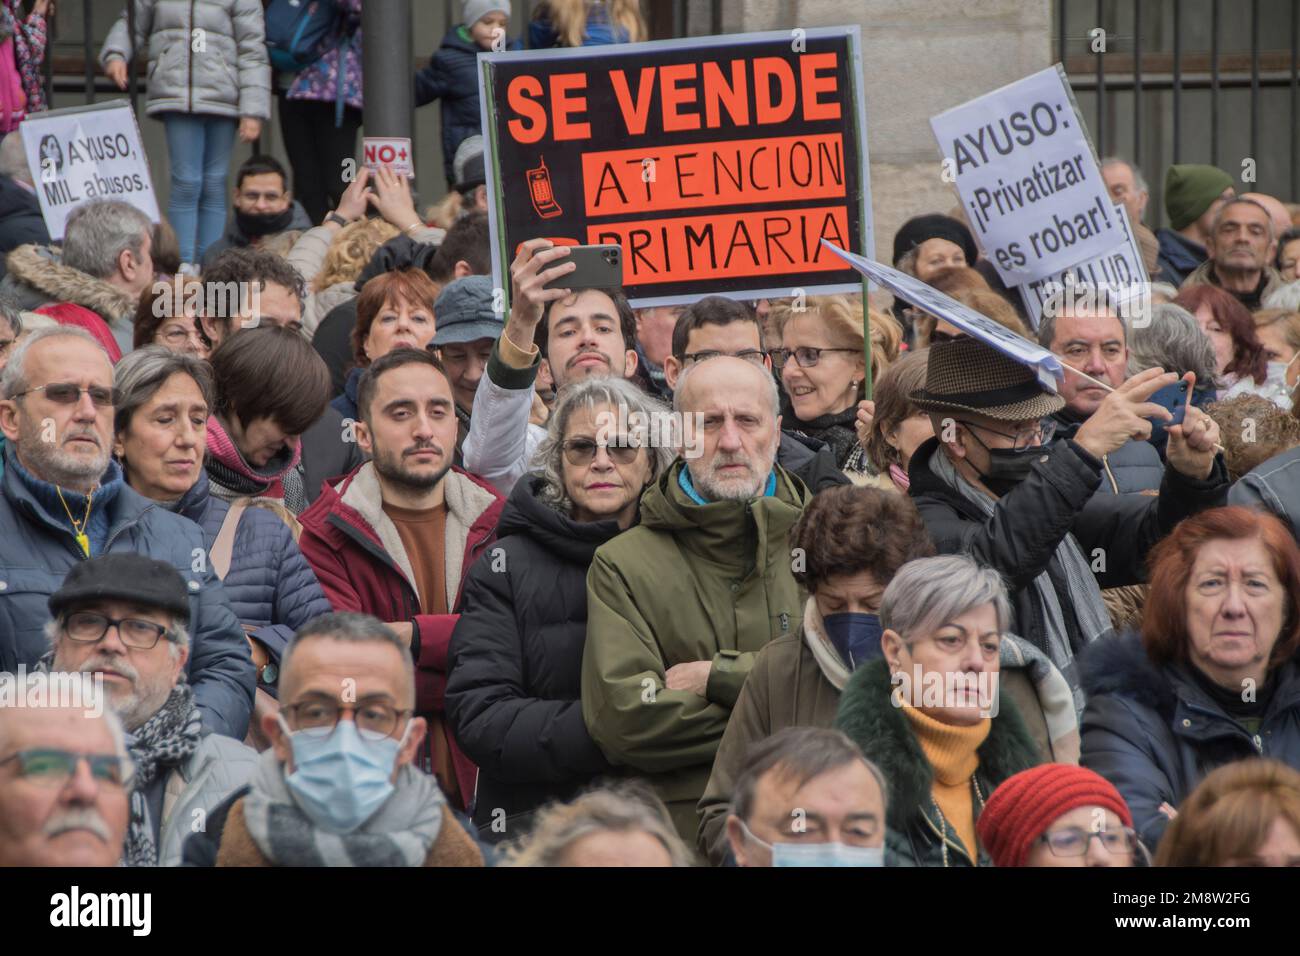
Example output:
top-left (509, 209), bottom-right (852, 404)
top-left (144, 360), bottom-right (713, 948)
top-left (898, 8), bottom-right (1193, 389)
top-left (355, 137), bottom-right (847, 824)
top-left (738, 819), bottom-right (884, 867)
top-left (277, 715), bottom-right (410, 834)
top-left (822, 612), bottom-right (884, 670)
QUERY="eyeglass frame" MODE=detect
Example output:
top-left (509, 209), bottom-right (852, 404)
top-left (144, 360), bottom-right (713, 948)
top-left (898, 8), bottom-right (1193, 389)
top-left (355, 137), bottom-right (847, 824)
top-left (1036, 824), bottom-right (1142, 858)
top-left (282, 697), bottom-right (414, 742)
top-left (61, 611), bottom-right (176, 650)
top-left (11, 382), bottom-right (120, 408)
top-left (957, 417), bottom-right (1058, 452)
top-left (680, 348), bottom-right (768, 366)
top-left (768, 346), bottom-right (859, 369)
top-left (0, 747), bottom-right (134, 788)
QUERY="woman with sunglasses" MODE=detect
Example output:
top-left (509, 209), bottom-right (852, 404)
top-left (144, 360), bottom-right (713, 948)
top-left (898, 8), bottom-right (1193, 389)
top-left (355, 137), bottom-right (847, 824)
top-left (767, 295), bottom-right (901, 484)
top-left (446, 376), bottom-right (675, 842)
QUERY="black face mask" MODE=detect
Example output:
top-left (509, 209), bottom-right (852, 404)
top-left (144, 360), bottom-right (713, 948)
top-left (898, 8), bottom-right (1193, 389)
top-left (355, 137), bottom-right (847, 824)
top-left (235, 205), bottom-right (294, 238)
top-left (964, 427), bottom-right (1043, 496)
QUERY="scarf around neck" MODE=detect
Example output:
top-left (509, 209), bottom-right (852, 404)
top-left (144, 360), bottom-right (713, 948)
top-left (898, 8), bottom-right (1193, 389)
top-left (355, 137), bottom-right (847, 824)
top-left (785, 405), bottom-right (868, 473)
top-left (928, 447), bottom-right (1110, 714)
top-left (205, 416), bottom-right (303, 507)
top-left (242, 748), bottom-right (446, 867)
top-left (124, 681), bottom-right (202, 866)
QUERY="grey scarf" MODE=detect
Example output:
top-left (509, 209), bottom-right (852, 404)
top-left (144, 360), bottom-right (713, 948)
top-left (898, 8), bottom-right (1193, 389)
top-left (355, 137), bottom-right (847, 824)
top-left (242, 749), bottom-right (446, 866)
top-left (929, 449), bottom-right (1111, 714)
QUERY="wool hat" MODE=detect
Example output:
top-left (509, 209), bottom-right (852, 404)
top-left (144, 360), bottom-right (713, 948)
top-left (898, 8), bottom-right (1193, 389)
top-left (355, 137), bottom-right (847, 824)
top-left (910, 335), bottom-right (1064, 420)
top-left (976, 764), bottom-right (1134, 868)
top-left (1164, 164), bottom-right (1235, 231)
top-left (49, 553), bottom-right (192, 624)
top-left (432, 275), bottom-right (502, 345)
top-left (453, 135), bottom-right (486, 193)
top-left (892, 214), bottom-right (979, 268)
top-left (463, 0), bottom-right (510, 27)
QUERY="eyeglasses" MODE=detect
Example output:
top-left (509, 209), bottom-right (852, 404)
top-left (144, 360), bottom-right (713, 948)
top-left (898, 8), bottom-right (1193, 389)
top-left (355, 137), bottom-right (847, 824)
top-left (960, 418), bottom-right (1057, 452)
top-left (12, 382), bottom-right (119, 407)
top-left (63, 611), bottom-right (173, 649)
top-left (159, 326), bottom-right (203, 347)
top-left (283, 699), bottom-right (412, 742)
top-left (560, 437), bottom-right (643, 466)
top-left (769, 346), bottom-right (859, 369)
top-left (1038, 825), bottom-right (1141, 858)
top-left (0, 748), bottom-right (132, 788)
top-left (681, 349), bottom-right (768, 366)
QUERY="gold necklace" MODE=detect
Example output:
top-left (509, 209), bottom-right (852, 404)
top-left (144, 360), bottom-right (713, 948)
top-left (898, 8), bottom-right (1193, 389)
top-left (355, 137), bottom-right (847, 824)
top-left (55, 485), bottom-right (94, 557)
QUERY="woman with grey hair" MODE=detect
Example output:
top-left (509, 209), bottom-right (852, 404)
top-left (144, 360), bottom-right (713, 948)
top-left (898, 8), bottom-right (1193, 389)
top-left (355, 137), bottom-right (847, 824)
top-left (1127, 302), bottom-right (1221, 455)
top-left (835, 554), bottom-right (1044, 866)
top-left (113, 346), bottom-right (331, 735)
top-left (447, 376), bottom-right (674, 841)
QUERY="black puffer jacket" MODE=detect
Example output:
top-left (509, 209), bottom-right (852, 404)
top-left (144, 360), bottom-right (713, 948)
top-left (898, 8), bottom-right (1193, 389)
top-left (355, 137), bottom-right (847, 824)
top-left (446, 475), bottom-right (618, 840)
top-left (1081, 633), bottom-right (1300, 850)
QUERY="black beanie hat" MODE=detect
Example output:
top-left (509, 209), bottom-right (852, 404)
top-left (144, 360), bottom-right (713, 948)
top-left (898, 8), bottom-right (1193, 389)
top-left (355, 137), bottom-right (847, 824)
top-left (892, 214), bottom-right (979, 268)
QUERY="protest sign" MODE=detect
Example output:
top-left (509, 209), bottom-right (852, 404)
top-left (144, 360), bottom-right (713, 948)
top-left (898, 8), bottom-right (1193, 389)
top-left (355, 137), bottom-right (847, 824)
top-left (1018, 202), bottom-right (1149, 329)
top-left (931, 65), bottom-right (1116, 286)
top-left (478, 28), bottom-right (873, 307)
top-left (823, 240), bottom-right (1064, 392)
top-left (362, 137), bottom-right (414, 178)
top-left (21, 100), bottom-right (159, 241)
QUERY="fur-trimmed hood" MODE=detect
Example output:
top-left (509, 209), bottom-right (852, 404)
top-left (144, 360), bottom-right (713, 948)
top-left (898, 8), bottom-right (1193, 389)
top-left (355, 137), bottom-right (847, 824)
top-left (2, 243), bottom-right (135, 322)
top-left (1079, 632), bottom-right (1180, 718)
top-left (835, 659), bottom-right (1042, 838)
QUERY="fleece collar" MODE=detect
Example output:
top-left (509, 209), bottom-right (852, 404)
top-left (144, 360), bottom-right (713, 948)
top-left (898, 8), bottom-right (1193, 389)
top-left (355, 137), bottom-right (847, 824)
top-left (335, 462), bottom-right (500, 605)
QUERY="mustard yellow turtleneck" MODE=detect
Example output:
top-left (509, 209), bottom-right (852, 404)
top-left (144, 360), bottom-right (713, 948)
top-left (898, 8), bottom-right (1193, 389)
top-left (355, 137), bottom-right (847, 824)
top-left (902, 704), bottom-right (991, 861)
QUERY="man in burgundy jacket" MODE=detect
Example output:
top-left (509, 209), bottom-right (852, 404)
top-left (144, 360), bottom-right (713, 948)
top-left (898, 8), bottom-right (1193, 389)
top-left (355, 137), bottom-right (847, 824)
top-left (298, 349), bottom-right (503, 810)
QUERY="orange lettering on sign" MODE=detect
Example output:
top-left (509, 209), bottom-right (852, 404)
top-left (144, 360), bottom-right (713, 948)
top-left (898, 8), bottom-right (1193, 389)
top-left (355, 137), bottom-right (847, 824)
top-left (659, 64), bottom-right (701, 132)
top-left (752, 57), bottom-right (796, 125)
top-left (610, 67), bottom-right (657, 136)
top-left (800, 52), bottom-right (840, 121)
top-left (702, 60), bottom-right (750, 127)
top-left (506, 76), bottom-right (547, 144)
top-left (551, 73), bottom-right (591, 140)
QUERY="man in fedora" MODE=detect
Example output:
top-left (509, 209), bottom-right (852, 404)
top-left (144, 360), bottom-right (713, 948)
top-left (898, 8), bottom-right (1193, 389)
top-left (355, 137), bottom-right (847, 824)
top-left (905, 335), bottom-right (1229, 707)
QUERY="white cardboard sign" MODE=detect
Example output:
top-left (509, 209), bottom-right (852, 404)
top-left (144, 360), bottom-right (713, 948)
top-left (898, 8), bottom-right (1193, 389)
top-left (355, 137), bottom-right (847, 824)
top-left (362, 137), bottom-right (414, 178)
top-left (930, 65), bottom-right (1117, 286)
top-left (21, 100), bottom-right (159, 241)
top-left (822, 240), bottom-right (1064, 393)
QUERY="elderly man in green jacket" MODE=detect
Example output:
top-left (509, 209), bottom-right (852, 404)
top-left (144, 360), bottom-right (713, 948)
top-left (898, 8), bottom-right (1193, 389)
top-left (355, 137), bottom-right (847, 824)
top-left (582, 356), bottom-right (811, 846)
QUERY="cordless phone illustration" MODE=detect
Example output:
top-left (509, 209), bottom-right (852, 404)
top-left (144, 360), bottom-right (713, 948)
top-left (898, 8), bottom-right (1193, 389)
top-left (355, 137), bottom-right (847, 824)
top-left (527, 156), bottom-right (563, 219)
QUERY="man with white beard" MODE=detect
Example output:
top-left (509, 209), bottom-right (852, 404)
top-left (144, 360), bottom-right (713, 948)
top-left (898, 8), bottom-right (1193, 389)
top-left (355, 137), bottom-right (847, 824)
top-left (581, 356), bottom-right (811, 848)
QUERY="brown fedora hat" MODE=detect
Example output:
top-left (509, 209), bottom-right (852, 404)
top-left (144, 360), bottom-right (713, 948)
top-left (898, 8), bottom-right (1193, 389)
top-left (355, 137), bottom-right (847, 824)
top-left (910, 335), bottom-right (1065, 421)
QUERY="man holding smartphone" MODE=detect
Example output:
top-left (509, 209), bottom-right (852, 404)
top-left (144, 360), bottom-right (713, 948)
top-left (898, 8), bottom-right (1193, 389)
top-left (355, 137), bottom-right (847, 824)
top-left (462, 238), bottom-right (640, 495)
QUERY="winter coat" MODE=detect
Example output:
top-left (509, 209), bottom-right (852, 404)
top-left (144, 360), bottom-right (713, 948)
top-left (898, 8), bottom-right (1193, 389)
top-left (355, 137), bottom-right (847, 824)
top-left (835, 658), bottom-right (1043, 866)
top-left (1230, 446), bottom-right (1300, 542)
top-left (150, 730), bottom-right (258, 866)
top-left (176, 470), bottom-right (332, 650)
top-left (446, 475), bottom-right (618, 839)
top-left (179, 783), bottom-right (485, 867)
top-left (907, 437), bottom-right (1229, 690)
top-left (1051, 411), bottom-right (1164, 495)
top-left (415, 27), bottom-right (520, 178)
top-left (1155, 228), bottom-right (1207, 287)
top-left (581, 459), bottom-right (810, 845)
top-left (300, 404), bottom-right (365, 505)
top-left (0, 453), bottom-right (255, 740)
top-left (297, 462), bottom-right (505, 805)
top-left (200, 199), bottom-right (315, 269)
top-left (99, 0), bottom-right (271, 120)
top-left (777, 430), bottom-right (851, 492)
top-left (1080, 633), bottom-right (1300, 850)
top-left (1, 0), bottom-right (47, 114)
top-left (331, 366), bottom-right (363, 422)
top-left (695, 597), bottom-right (1080, 865)
top-left (0, 178), bottom-right (48, 277)
top-left (283, 0), bottom-right (363, 112)
top-left (0, 243), bottom-right (135, 359)
top-left (1181, 258), bottom-right (1286, 312)
top-left (313, 296), bottom-right (356, 396)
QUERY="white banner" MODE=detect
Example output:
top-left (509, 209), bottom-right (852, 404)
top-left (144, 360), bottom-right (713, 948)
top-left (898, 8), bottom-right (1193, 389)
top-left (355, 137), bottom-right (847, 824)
top-left (21, 100), bottom-right (159, 241)
top-left (931, 65), bottom-right (1116, 286)
top-left (822, 240), bottom-right (1064, 393)
top-left (1019, 203), bottom-right (1150, 329)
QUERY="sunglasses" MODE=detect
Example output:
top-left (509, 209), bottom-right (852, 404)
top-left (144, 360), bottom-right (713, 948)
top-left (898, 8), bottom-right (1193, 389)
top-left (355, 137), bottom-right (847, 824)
top-left (0, 748), bottom-right (132, 787)
top-left (13, 382), bottom-right (119, 407)
top-left (561, 437), bottom-right (643, 466)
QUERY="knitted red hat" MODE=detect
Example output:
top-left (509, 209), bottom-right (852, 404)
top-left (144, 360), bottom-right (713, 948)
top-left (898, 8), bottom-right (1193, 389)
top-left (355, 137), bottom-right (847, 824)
top-left (977, 764), bottom-right (1133, 868)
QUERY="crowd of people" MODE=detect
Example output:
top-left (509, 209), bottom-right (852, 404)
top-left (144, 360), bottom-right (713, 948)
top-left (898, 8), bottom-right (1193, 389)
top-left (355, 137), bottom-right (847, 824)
top-left (4, 1), bottom-right (1300, 871)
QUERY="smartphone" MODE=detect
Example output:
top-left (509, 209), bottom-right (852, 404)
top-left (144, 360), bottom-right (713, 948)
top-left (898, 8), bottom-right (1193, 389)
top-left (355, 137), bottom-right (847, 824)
top-left (1148, 380), bottom-right (1189, 426)
top-left (527, 157), bottom-right (562, 219)
top-left (543, 244), bottom-right (623, 291)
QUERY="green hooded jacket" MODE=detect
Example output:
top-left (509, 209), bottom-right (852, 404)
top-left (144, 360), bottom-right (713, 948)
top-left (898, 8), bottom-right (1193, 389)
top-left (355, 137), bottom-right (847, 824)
top-left (582, 459), bottom-right (810, 844)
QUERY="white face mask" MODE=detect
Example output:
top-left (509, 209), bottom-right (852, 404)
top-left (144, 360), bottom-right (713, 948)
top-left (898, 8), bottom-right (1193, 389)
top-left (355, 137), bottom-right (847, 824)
top-left (737, 818), bottom-right (885, 867)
